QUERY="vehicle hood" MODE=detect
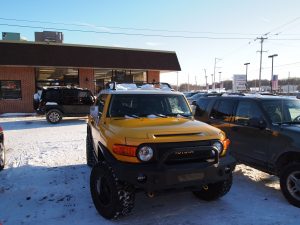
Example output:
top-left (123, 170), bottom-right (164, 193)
top-left (106, 117), bottom-right (223, 141)
top-left (281, 124), bottom-right (300, 133)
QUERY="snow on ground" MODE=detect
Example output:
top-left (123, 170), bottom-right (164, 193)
top-left (0, 116), bottom-right (299, 225)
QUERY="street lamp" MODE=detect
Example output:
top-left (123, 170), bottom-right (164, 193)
top-left (268, 54), bottom-right (278, 92)
top-left (244, 62), bottom-right (250, 91)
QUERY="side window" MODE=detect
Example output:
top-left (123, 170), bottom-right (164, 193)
top-left (62, 89), bottom-right (78, 104)
top-left (78, 91), bottom-right (94, 105)
top-left (235, 100), bottom-right (263, 126)
top-left (45, 89), bottom-right (60, 103)
top-left (195, 98), bottom-right (212, 117)
top-left (96, 94), bottom-right (107, 115)
top-left (210, 99), bottom-right (235, 122)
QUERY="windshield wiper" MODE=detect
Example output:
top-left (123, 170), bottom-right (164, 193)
top-left (280, 121), bottom-right (300, 125)
top-left (124, 114), bottom-right (140, 118)
top-left (166, 113), bottom-right (191, 118)
top-left (153, 113), bottom-right (167, 118)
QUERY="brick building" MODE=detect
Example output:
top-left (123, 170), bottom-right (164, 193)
top-left (0, 41), bottom-right (181, 113)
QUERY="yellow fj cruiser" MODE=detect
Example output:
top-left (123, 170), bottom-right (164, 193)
top-left (87, 83), bottom-right (236, 219)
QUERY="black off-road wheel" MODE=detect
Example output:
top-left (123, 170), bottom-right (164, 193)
top-left (193, 174), bottom-right (233, 201)
top-left (90, 162), bottom-right (135, 219)
top-left (280, 163), bottom-right (300, 208)
top-left (86, 129), bottom-right (96, 167)
top-left (46, 109), bottom-right (62, 124)
top-left (0, 144), bottom-right (5, 171)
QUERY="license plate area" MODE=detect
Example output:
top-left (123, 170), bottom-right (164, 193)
top-left (177, 172), bottom-right (204, 182)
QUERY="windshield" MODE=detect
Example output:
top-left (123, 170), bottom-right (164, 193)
top-left (262, 99), bottom-right (300, 124)
top-left (190, 92), bottom-right (207, 100)
top-left (108, 94), bottom-right (192, 118)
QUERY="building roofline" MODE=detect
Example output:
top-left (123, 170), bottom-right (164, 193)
top-left (0, 40), bottom-right (177, 54)
top-left (0, 40), bottom-right (181, 71)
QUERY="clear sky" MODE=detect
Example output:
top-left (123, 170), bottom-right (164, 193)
top-left (1, 0), bottom-right (300, 85)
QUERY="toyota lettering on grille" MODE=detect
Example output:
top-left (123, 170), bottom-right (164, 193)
top-left (174, 150), bottom-right (195, 156)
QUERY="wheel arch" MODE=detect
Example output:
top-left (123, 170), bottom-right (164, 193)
top-left (45, 106), bottom-right (64, 114)
top-left (97, 142), bottom-right (106, 162)
top-left (276, 151), bottom-right (300, 174)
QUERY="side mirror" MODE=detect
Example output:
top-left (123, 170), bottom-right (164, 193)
top-left (190, 105), bottom-right (196, 116)
top-left (249, 117), bottom-right (267, 129)
top-left (90, 106), bottom-right (99, 118)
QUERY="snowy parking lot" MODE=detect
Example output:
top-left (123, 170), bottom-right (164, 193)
top-left (0, 116), bottom-right (299, 225)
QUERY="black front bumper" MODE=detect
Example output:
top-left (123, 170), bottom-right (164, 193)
top-left (101, 146), bottom-right (236, 192)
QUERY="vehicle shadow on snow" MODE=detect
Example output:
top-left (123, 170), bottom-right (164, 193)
top-left (0, 117), bottom-right (87, 131)
top-left (233, 164), bottom-right (287, 202)
top-left (0, 163), bottom-right (235, 225)
top-left (0, 164), bottom-right (296, 225)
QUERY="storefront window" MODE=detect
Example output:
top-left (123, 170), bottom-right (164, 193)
top-left (36, 68), bottom-right (79, 89)
top-left (0, 80), bottom-right (22, 100)
top-left (94, 69), bottom-right (146, 93)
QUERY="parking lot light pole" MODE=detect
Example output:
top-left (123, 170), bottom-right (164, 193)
top-left (244, 63), bottom-right (250, 91)
top-left (218, 71), bottom-right (222, 92)
top-left (268, 54), bottom-right (278, 92)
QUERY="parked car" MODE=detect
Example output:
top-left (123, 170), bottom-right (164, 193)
top-left (183, 91), bottom-right (200, 98)
top-left (87, 83), bottom-right (235, 219)
top-left (192, 94), bottom-right (300, 207)
top-left (0, 126), bottom-right (5, 171)
top-left (187, 92), bottom-right (222, 105)
top-left (34, 87), bottom-right (95, 124)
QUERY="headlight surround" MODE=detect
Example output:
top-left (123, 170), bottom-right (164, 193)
top-left (137, 146), bottom-right (154, 162)
top-left (212, 141), bottom-right (224, 155)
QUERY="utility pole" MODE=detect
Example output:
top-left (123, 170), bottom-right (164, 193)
top-left (211, 74), bottom-right (214, 90)
top-left (268, 54), bottom-right (278, 92)
top-left (213, 58), bottom-right (221, 91)
top-left (256, 36), bottom-right (268, 92)
top-left (204, 69), bottom-right (208, 91)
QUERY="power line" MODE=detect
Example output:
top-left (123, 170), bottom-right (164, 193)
top-left (0, 17), bottom-right (262, 36)
top-left (263, 16), bottom-right (300, 36)
top-left (0, 23), bottom-right (256, 40)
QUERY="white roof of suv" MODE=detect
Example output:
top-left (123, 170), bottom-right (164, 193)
top-left (100, 83), bottom-right (182, 95)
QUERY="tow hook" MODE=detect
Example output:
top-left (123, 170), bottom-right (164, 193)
top-left (203, 185), bottom-right (209, 190)
top-left (147, 191), bottom-right (155, 198)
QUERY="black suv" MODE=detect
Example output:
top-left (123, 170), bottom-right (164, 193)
top-left (34, 87), bottom-right (95, 124)
top-left (192, 94), bottom-right (300, 207)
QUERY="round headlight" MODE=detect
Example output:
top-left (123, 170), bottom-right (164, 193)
top-left (212, 141), bottom-right (223, 154)
top-left (137, 146), bottom-right (154, 162)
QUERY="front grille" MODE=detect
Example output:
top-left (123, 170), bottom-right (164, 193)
top-left (150, 140), bottom-right (216, 165)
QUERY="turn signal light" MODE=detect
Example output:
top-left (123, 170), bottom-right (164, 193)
top-left (221, 139), bottom-right (230, 156)
top-left (112, 145), bottom-right (137, 157)
top-left (223, 139), bottom-right (230, 150)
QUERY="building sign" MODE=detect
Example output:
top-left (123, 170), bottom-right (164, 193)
top-left (272, 75), bottom-right (278, 91)
top-left (232, 74), bottom-right (246, 92)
